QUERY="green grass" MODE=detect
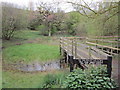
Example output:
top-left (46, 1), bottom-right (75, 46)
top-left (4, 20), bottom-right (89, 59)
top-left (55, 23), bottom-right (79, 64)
top-left (2, 70), bottom-right (69, 88)
top-left (3, 30), bottom-right (58, 48)
top-left (14, 30), bottom-right (41, 39)
top-left (3, 43), bottom-right (60, 63)
top-left (2, 30), bottom-right (65, 88)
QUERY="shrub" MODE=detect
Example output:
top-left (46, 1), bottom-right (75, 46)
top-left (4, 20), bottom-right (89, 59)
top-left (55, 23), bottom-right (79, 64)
top-left (36, 25), bottom-right (48, 36)
top-left (42, 72), bottom-right (66, 88)
top-left (42, 74), bottom-right (57, 88)
top-left (62, 66), bottom-right (117, 89)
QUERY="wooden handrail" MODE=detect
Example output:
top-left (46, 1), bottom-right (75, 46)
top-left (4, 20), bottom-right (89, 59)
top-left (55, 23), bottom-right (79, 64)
top-left (86, 41), bottom-right (120, 51)
top-left (86, 38), bottom-right (119, 43)
top-left (60, 37), bottom-right (119, 59)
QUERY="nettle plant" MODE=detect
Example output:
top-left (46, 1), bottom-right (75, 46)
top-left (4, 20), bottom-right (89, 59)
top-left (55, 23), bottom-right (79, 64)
top-left (62, 66), bottom-right (117, 89)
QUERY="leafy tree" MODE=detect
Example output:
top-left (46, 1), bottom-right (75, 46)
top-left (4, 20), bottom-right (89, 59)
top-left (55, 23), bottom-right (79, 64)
top-left (63, 12), bottom-right (84, 36)
top-left (68, 1), bottom-right (119, 36)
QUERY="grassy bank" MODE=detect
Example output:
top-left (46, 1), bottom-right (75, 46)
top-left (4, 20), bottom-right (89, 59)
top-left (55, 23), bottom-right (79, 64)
top-left (3, 30), bottom-right (60, 63)
top-left (2, 69), bottom-right (69, 88)
top-left (3, 43), bottom-right (60, 63)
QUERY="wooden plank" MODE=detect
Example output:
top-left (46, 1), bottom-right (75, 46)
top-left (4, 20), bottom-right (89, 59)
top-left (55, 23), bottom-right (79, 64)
top-left (93, 36), bottom-right (120, 38)
top-left (102, 50), bottom-right (118, 55)
top-left (86, 38), bottom-right (119, 43)
top-left (78, 59), bottom-right (106, 65)
top-left (86, 41), bottom-right (120, 51)
top-left (76, 42), bottom-right (106, 59)
top-left (90, 46), bottom-right (108, 58)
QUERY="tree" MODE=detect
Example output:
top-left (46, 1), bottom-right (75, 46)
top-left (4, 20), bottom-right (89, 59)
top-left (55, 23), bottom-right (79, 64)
top-left (2, 3), bottom-right (18, 40)
top-left (62, 12), bottom-right (83, 36)
top-left (68, 0), bottom-right (119, 36)
top-left (37, 2), bottom-right (65, 36)
top-left (2, 2), bottom-right (29, 40)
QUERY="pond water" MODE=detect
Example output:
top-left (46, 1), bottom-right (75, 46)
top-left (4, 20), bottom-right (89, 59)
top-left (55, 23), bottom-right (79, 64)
top-left (15, 61), bottom-right (61, 72)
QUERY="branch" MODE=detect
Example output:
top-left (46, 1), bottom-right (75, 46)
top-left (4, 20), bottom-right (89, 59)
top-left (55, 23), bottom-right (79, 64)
top-left (68, 1), bottom-right (97, 14)
top-left (68, 1), bottom-right (118, 16)
top-left (80, 6), bottom-right (94, 18)
top-left (104, 11), bottom-right (119, 23)
top-left (98, 5), bottom-right (118, 15)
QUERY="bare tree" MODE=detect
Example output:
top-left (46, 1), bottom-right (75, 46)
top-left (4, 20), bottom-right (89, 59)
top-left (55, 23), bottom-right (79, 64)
top-left (2, 2), bottom-right (18, 40)
top-left (68, 0), bottom-right (119, 21)
top-left (2, 2), bottom-right (29, 40)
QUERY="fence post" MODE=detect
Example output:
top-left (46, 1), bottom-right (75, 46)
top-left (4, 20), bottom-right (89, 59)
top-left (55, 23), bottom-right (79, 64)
top-left (68, 55), bottom-right (74, 72)
top-left (107, 56), bottom-right (112, 78)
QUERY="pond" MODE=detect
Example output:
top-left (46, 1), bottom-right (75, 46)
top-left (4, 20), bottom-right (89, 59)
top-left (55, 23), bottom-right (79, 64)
top-left (15, 60), bottom-right (62, 72)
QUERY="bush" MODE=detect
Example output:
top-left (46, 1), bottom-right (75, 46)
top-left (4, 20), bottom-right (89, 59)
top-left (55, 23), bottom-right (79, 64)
top-left (36, 25), bottom-right (48, 36)
top-left (42, 74), bottom-right (57, 88)
top-left (42, 73), bottom-right (66, 88)
top-left (62, 66), bottom-right (117, 89)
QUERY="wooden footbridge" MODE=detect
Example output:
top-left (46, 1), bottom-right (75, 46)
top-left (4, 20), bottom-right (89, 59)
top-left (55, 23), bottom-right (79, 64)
top-left (60, 37), bottom-right (120, 77)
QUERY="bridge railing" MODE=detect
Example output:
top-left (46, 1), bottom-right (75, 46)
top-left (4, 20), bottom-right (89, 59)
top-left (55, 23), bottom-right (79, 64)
top-left (60, 37), bottom-right (114, 77)
top-left (60, 37), bottom-right (86, 58)
top-left (60, 36), bottom-right (120, 56)
top-left (60, 37), bottom-right (109, 59)
top-left (86, 37), bottom-right (120, 55)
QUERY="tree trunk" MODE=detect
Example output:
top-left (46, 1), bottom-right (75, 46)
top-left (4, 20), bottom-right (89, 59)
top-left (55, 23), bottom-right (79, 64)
top-left (48, 29), bottom-right (51, 36)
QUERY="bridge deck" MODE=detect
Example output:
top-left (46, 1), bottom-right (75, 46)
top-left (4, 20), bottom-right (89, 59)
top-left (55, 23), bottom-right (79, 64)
top-left (60, 37), bottom-right (108, 60)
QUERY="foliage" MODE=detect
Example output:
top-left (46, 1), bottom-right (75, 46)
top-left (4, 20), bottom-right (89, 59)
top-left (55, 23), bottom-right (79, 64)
top-left (69, 1), bottom-right (119, 37)
top-left (42, 72), bottom-right (66, 88)
top-left (62, 66), bottom-right (117, 89)
top-left (42, 74), bottom-right (58, 88)
top-left (62, 11), bottom-right (88, 36)
top-left (36, 24), bottom-right (48, 36)
top-left (27, 15), bottom-right (42, 30)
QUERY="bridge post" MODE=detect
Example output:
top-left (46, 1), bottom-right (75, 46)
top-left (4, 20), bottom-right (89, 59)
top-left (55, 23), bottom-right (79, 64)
top-left (60, 37), bottom-right (62, 55)
top-left (64, 51), bottom-right (67, 63)
top-left (68, 55), bottom-right (74, 72)
top-left (107, 56), bottom-right (112, 78)
top-left (75, 38), bottom-right (77, 58)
